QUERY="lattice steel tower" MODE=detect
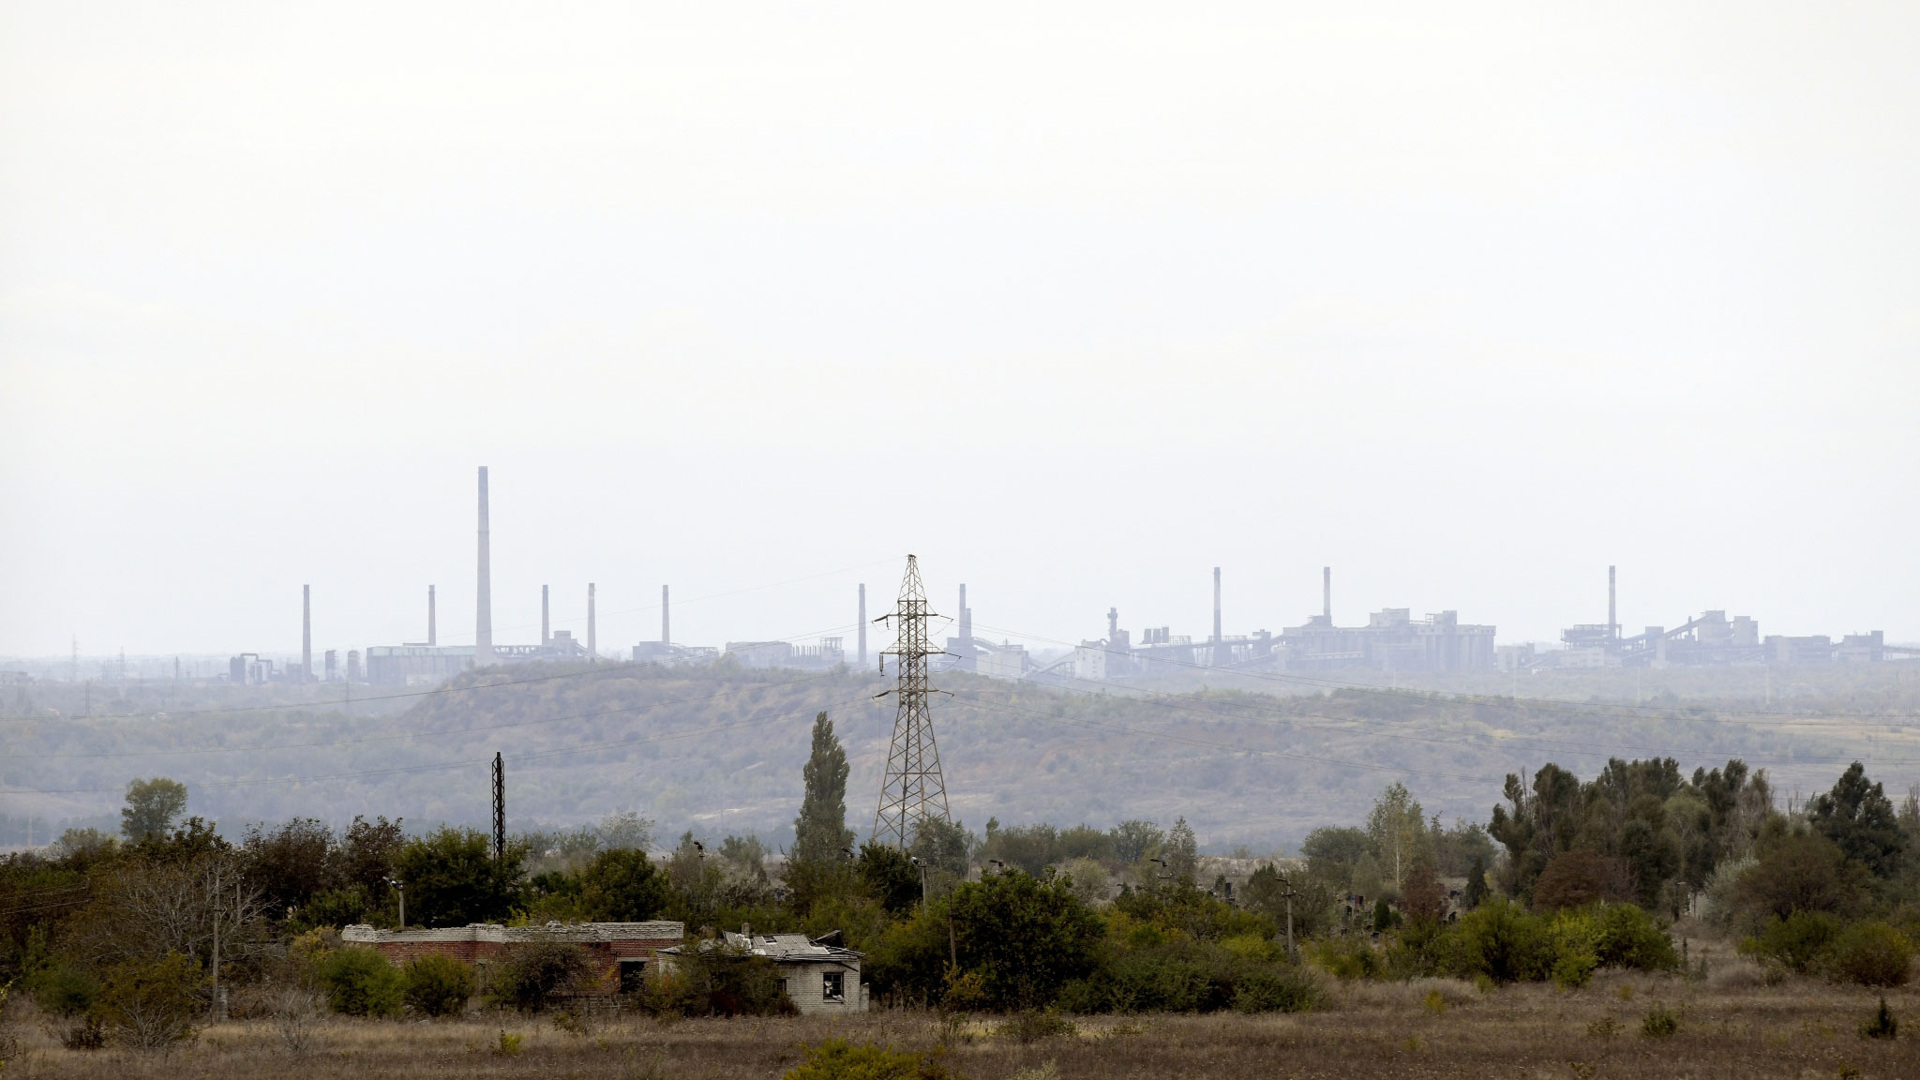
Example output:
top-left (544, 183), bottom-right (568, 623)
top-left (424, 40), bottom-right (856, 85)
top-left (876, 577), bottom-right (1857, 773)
top-left (871, 555), bottom-right (951, 848)
top-left (491, 752), bottom-right (506, 863)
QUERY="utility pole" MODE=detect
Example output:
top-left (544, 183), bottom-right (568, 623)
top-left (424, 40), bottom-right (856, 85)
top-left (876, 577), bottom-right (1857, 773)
top-left (871, 555), bottom-right (950, 848)
top-left (389, 877), bottom-right (406, 930)
top-left (492, 752), bottom-right (506, 864)
top-left (1278, 872), bottom-right (1300, 961)
top-left (210, 861), bottom-right (222, 1020)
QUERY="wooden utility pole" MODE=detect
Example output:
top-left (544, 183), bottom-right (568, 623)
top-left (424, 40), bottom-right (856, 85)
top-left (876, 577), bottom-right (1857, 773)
top-left (1278, 873), bottom-right (1301, 961)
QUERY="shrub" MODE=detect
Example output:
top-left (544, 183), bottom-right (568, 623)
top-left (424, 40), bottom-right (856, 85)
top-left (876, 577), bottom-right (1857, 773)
top-left (98, 952), bottom-right (205, 1049)
top-left (1311, 936), bottom-right (1383, 982)
top-left (1641, 1003), bottom-right (1679, 1038)
top-left (1591, 903), bottom-right (1679, 972)
top-left (1862, 997), bottom-right (1897, 1039)
top-left (29, 964), bottom-right (98, 1017)
top-left (998, 1011), bottom-right (1076, 1043)
top-left (1548, 910), bottom-right (1600, 989)
top-left (315, 946), bottom-right (403, 1017)
top-left (1230, 966), bottom-right (1319, 1013)
top-left (783, 1038), bottom-right (955, 1080)
top-left (1442, 900), bottom-right (1551, 985)
top-left (1828, 922), bottom-right (1913, 988)
top-left (1744, 912), bottom-right (1841, 975)
top-left (402, 953), bottom-right (476, 1017)
top-left (489, 941), bottom-right (590, 1013)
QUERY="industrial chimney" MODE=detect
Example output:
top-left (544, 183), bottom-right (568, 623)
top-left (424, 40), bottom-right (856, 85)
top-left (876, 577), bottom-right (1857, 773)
top-left (857, 584), bottom-right (867, 667)
top-left (541, 585), bottom-right (550, 648)
top-left (1212, 567), bottom-right (1229, 668)
top-left (1608, 565), bottom-right (1618, 642)
top-left (428, 585), bottom-right (437, 646)
top-left (1323, 567), bottom-right (1332, 624)
top-left (587, 583), bottom-right (597, 662)
top-left (476, 466), bottom-right (493, 665)
top-left (661, 584), bottom-right (671, 647)
top-left (302, 584), bottom-right (312, 683)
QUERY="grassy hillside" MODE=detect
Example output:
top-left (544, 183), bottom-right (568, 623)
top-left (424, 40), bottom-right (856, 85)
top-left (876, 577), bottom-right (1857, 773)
top-left (4, 660), bottom-right (1918, 851)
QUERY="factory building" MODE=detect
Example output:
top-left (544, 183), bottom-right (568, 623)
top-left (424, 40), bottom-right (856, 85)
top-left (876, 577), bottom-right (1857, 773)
top-left (1539, 567), bottom-right (1898, 668)
top-left (725, 638), bottom-right (845, 670)
top-left (1273, 568), bottom-right (1494, 673)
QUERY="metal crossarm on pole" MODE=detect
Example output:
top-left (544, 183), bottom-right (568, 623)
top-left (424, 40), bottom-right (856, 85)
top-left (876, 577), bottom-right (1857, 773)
top-left (870, 555), bottom-right (951, 849)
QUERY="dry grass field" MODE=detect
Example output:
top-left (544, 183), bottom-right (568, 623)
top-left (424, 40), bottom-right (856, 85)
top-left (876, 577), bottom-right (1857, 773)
top-left (5, 962), bottom-right (1919, 1079)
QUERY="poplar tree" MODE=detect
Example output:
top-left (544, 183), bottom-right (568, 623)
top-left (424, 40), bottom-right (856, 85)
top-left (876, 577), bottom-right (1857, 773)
top-left (793, 712), bottom-right (855, 867)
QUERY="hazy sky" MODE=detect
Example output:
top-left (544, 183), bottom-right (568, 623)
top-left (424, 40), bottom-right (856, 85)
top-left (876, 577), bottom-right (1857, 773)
top-left (3, 2), bottom-right (1917, 659)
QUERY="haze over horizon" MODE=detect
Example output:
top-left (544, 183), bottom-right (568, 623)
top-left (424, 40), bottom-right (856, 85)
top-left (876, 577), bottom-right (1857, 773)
top-left (5, 3), bottom-right (1917, 659)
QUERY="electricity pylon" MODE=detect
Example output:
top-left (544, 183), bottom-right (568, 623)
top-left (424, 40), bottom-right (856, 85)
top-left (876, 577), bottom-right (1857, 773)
top-left (491, 752), bottom-right (506, 863)
top-left (871, 555), bottom-right (951, 848)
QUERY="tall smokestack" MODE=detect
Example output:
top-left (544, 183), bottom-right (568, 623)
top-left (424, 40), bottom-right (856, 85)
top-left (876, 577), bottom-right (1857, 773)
top-left (587, 583), bottom-right (597, 662)
top-left (857, 583), bottom-right (867, 667)
top-left (1608, 565), bottom-right (1617, 641)
top-left (1212, 566), bottom-right (1228, 667)
top-left (476, 467), bottom-right (493, 665)
top-left (1323, 566), bottom-right (1332, 623)
top-left (302, 584), bottom-right (312, 683)
top-left (541, 585), bottom-right (550, 647)
top-left (428, 585), bottom-right (437, 646)
top-left (959, 584), bottom-right (971, 643)
top-left (661, 584), bottom-right (670, 647)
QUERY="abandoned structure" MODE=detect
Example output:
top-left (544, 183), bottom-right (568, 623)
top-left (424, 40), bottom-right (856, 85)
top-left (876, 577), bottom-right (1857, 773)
top-left (342, 921), bottom-right (684, 993)
top-left (662, 930), bottom-right (868, 1014)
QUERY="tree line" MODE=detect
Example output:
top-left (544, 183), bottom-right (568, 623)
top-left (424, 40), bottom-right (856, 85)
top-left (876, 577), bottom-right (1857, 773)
top-left (3, 711), bottom-right (1917, 1047)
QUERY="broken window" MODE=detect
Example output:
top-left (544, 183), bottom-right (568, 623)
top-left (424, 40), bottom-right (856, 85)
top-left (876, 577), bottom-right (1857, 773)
top-left (822, 971), bottom-right (844, 1001)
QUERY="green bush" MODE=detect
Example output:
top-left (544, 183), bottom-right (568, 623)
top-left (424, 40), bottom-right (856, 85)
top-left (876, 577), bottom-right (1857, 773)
top-left (402, 953), bottom-right (476, 1017)
top-left (1441, 900), bottom-right (1551, 985)
top-left (1641, 1003), bottom-right (1679, 1038)
top-left (1828, 922), bottom-right (1913, 988)
top-left (998, 1010), bottom-right (1076, 1043)
top-left (98, 952), bottom-right (206, 1049)
top-left (316, 946), bottom-right (404, 1017)
top-left (1310, 936), bottom-right (1384, 982)
top-left (1591, 903), bottom-right (1679, 972)
top-left (1744, 912), bottom-right (1841, 975)
top-left (1862, 997), bottom-right (1897, 1039)
top-left (1230, 966), bottom-right (1320, 1013)
top-left (782, 1038), bottom-right (955, 1080)
top-left (488, 941), bottom-right (590, 1013)
top-left (28, 964), bottom-right (98, 1017)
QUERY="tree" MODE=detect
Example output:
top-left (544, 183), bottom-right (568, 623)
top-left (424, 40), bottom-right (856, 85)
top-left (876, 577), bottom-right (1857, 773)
top-left (1365, 782), bottom-right (1430, 894)
top-left (394, 827), bottom-right (525, 927)
top-left (793, 712), bottom-right (856, 867)
top-left (121, 778), bottom-right (188, 841)
top-left (1164, 817), bottom-right (1199, 884)
top-left (579, 848), bottom-right (670, 920)
top-left (1301, 826), bottom-right (1371, 892)
top-left (944, 870), bottom-right (1104, 1010)
top-left (1463, 855), bottom-right (1490, 909)
top-left (242, 818), bottom-right (336, 918)
top-left (1401, 864), bottom-right (1448, 925)
top-left (1726, 828), bottom-right (1867, 932)
top-left (1109, 820), bottom-right (1166, 864)
top-left (1809, 762), bottom-right (1905, 878)
top-left (1530, 849), bottom-right (1629, 912)
top-left (910, 817), bottom-right (971, 881)
top-left (858, 843), bottom-right (922, 915)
